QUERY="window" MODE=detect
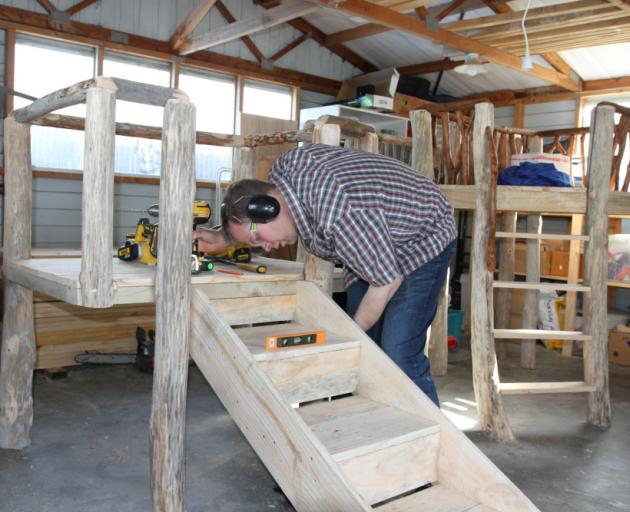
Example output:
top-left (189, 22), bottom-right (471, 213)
top-left (14, 35), bottom-right (95, 170)
top-left (178, 67), bottom-right (236, 180)
top-left (103, 52), bottom-right (172, 176)
top-left (582, 94), bottom-right (630, 189)
top-left (243, 79), bottom-right (293, 120)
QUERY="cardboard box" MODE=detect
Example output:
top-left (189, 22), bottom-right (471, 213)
top-left (510, 153), bottom-right (571, 174)
top-left (513, 242), bottom-right (553, 276)
top-left (337, 68), bottom-right (400, 101)
top-left (609, 331), bottom-right (630, 366)
top-left (608, 234), bottom-right (630, 283)
top-left (550, 250), bottom-right (570, 277)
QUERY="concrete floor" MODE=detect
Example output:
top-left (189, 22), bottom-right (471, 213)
top-left (1, 344), bottom-right (629, 512)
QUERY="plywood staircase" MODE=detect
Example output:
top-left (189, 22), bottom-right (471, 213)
top-left (189, 280), bottom-right (539, 511)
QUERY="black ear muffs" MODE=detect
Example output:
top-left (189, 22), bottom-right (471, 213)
top-left (246, 195), bottom-right (280, 223)
top-left (221, 195), bottom-right (280, 224)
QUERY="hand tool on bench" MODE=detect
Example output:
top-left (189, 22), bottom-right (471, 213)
top-left (215, 257), bottom-right (267, 273)
top-left (265, 329), bottom-right (326, 351)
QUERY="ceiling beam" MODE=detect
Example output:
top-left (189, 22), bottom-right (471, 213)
top-left (281, 15), bottom-right (377, 72)
top-left (36, 0), bottom-right (56, 15)
top-left (435, 0), bottom-right (467, 21)
top-left (325, 23), bottom-right (389, 46)
top-left (177, 0), bottom-right (318, 55)
top-left (0, 3), bottom-right (341, 96)
top-left (215, 0), bottom-right (264, 63)
top-left (270, 32), bottom-right (310, 62)
top-left (169, 0), bottom-right (218, 52)
top-left (398, 58), bottom-right (460, 75)
top-left (65, 0), bottom-right (100, 16)
top-left (311, 0), bottom-right (580, 91)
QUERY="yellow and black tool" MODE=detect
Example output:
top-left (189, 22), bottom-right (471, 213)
top-left (265, 330), bottom-right (326, 351)
top-left (214, 257), bottom-right (267, 274)
top-left (204, 243), bottom-right (252, 263)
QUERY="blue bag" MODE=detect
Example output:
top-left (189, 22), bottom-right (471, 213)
top-left (498, 162), bottom-right (573, 187)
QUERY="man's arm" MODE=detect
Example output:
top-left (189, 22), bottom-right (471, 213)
top-left (192, 227), bottom-right (230, 252)
top-left (353, 276), bottom-right (402, 332)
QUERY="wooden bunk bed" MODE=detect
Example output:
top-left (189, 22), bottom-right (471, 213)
top-left (0, 77), bottom-right (626, 509)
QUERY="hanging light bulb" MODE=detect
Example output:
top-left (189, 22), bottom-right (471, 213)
top-left (453, 53), bottom-right (489, 77)
top-left (521, 0), bottom-right (534, 71)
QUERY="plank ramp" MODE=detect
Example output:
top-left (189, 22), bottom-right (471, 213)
top-left (188, 281), bottom-right (540, 511)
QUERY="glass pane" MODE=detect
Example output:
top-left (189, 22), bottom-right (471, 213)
top-left (103, 52), bottom-right (172, 175)
top-left (243, 79), bottom-right (292, 120)
top-left (14, 36), bottom-right (95, 170)
top-left (179, 68), bottom-right (236, 180)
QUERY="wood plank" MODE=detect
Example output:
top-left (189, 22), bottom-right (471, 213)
top-left (521, 214), bottom-right (541, 369)
top-left (325, 23), bottom-right (389, 46)
top-left (300, 396), bottom-right (440, 504)
top-left (563, 214), bottom-right (585, 356)
top-left (169, 0), bottom-right (218, 51)
top-left (189, 288), bottom-right (370, 510)
top-left (375, 484), bottom-right (479, 512)
top-left (493, 329), bottom-right (591, 341)
top-left (79, 83), bottom-right (116, 308)
top-left (293, 283), bottom-right (538, 511)
top-left (492, 281), bottom-right (590, 293)
top-left (149, 98), bottom-right (197, 511)
top-left (211, 295), bottom-right (297, 325)
top-left (499, 381), bottom-right (596, 395)
top-left (583, 105), bottom-right (614, 427)
top-left (495, 232), bottom-right (588, 241)
top-left (66, 0), bottom-right (101, 16)
top-left (470, 102), bottom-right (514, 442)
top-left (178, 0), bottom-right (319, 55)
top-left (495, 212), bottom-right (517, 360)
top-left (312, 0), bottom-right (580, 91)
top-left (215, 0), bottom-right (264, 63)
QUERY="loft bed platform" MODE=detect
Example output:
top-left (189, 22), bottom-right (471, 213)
top-left (442, 185), bottom-right (630, 215)
top-left (4, 256), bottom-right (304, 307)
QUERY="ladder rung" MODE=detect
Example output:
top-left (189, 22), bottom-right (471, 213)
top-left (493, 280), bottom-right (591, 293)
top-left (493, 329), bottom-right (592, 341)
top-left (499, 381), bottom-right (595, 395)
top-left (495, 231), bottom-right (589, 241)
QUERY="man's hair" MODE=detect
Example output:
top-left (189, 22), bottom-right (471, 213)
top-left (221, 179), bottom-right (275, 241)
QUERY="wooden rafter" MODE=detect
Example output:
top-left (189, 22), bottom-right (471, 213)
top-left (277, 12), bottom-right (377, 72)
top-left (398, 58), bottom-right (460, 75)
top-left (435, 0), bottom-right (467, 21)
top-left (65, 0), bottom-right (100, 16)
top-left (271, 32), bottom-right (310, 62)
top-left (0, 3), bottom-right (341, 95)
top-left (36, 0), bottom-right (56, 15)
top-left (311, 0), bottom-right (579, 91)
top-left (169, 0), bottom-right (219, 52)
top-left (177, 0), bottom-right (318, 55)
top-left (325, 23), bottom-right (389, 46)
top-left (215, 0), bottom-right (264, 63)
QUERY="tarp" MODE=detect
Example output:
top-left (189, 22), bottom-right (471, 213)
top-left (498, 162), bottom-right (573, 187)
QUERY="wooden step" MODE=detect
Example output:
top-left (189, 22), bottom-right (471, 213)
top-left (375, 483), bottom-right (483, 511)
top-left (495, 231), bottom-right (589, 241)
top-left (234, 322), bottom-right (361, 403)
top-left (493, 280), bottom-right (590, 293)
top-left (493, 328), bottom-right (592, 341)
top-left (299, 395), bottom-right (440, 505)
top-left (499, 381), bottom-right (596, 395)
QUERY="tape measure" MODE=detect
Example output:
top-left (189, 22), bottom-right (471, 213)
top-left (265, 330), bottom-right (326, 351)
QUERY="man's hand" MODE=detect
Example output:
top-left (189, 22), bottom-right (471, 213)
top-left (353, 276), bottom-right (402, 332)
top-left (193, 228), bottom-right (229, 253)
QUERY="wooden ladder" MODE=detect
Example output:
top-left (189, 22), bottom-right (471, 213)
top-left (469, 102), bottom-right (614, 442)
top-left (188, 280), bottom-right (539, 511)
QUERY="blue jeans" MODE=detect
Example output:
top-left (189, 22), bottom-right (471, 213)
top-left (346, 241), bottom-right (455, 406)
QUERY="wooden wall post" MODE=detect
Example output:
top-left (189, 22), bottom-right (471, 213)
top-left (494, 212), bottom-right (517, 360)
top-left (233, 147), bottom-right (257, 181)
top-left (521, 215), bottom-right (541, 369)
top-left (470, 103), bottom-right (514, 442)
top-left (149, 98), bottom-right (196, 511)
top-left (0, 116), bottom-right (36, 449)
top-left (410, 109), bottom-right (433, 179)
top-left (79, 83), bottom-right (116, 308)
top-left (583, 104), bottom-right (614, 427)
top-left (301, 122), bottom-right (340, 295)
top-left (562, 214), bottom-right (584, 357)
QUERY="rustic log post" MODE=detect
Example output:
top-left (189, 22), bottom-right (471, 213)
top-left (471, 103), bottom-right (515, 442)
top-left (0, 116), bottom-right (36, 449)
top-left (521, 215), bottom-right (541, 369)
top-left (411, 109), bottom-right (433, 179)
top-left (583, 104), bottom-right (614, 427)
top-left (562, 214), bottom-right (584, 357)
top-left (359, 131), bottom-right (379, 154)
top-left (428, 268), bottom-right (449, 376)
top-left (301, 122), bottom-right (339, 295)
top-left (494, 212), bottom-right (518, 360)
top-left (234, 147), bottom-right (257, 181)
top-left (79, 83), bottom-right (116, 308)
top-left (150, 98), bottom-right (196, 511)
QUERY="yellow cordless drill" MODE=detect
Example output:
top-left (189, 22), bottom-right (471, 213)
top-left (118, 200), bottom-right (212, 265)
